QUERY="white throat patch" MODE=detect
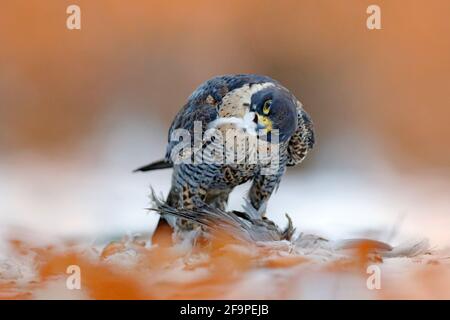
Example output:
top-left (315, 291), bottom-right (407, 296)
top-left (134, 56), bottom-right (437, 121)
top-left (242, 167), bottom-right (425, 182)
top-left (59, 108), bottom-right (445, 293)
top-left (208, 112), bottom-right (258, 135)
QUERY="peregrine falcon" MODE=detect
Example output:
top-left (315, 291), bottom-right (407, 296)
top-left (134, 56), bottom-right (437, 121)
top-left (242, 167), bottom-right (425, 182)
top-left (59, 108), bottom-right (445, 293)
top-left (135, 74), bottom-right (314, 235)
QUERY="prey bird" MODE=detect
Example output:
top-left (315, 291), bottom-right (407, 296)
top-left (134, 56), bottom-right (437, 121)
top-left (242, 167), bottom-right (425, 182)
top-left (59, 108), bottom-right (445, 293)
top-left (135, 74), bottom-right (314, 237)
top-left (150, 188), bottom-right (296, 243)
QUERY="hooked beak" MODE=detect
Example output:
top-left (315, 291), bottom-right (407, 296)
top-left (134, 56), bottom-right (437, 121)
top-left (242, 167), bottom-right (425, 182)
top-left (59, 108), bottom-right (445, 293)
top-left (254, 113), bottom-right (272, 133)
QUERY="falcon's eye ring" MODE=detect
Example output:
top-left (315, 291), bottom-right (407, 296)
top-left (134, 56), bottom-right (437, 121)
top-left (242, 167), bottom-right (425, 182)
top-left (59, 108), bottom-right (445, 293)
top-left (262, 100), bottom-right (272, 115)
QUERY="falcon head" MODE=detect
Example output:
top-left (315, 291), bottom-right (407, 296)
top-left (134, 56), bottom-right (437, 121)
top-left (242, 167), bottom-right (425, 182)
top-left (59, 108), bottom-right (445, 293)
top-left (250, 86), bottom-right (298, 143)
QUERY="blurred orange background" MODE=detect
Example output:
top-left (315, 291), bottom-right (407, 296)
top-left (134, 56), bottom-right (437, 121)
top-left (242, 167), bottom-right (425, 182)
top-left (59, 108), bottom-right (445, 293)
top-left (1, 0), bottom-right (449, 170)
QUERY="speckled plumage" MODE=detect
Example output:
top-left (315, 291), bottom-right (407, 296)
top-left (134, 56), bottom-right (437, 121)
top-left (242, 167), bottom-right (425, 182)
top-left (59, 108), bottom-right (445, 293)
top-left (135, 74), bottom-right (314, 233)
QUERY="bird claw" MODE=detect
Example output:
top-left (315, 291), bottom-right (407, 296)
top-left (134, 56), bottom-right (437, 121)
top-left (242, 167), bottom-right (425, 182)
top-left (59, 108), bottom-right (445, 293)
top-left (281, 213), bottom-right (296, 241)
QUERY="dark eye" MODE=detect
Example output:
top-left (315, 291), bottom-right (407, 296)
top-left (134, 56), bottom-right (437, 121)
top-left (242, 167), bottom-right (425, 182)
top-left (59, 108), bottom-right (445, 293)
top-left (262, 100), bottom-right (272, 115)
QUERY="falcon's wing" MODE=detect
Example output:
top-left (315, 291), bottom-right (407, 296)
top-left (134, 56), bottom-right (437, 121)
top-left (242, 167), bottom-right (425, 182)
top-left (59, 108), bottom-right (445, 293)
top-left (286, 103), bottom-right (315, 166)
top-left (164, 102), bottom-right (218, 162)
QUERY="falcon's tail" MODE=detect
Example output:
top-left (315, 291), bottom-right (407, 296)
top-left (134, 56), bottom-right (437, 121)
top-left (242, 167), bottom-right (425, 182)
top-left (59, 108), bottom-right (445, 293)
top-left (133, 159), bottom-right (172, 172)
